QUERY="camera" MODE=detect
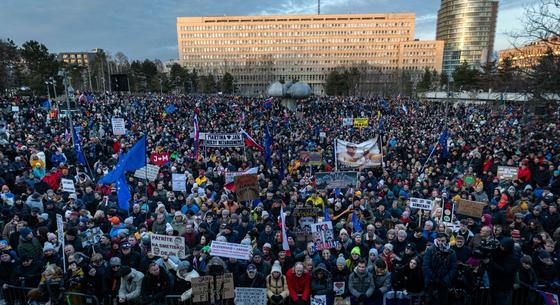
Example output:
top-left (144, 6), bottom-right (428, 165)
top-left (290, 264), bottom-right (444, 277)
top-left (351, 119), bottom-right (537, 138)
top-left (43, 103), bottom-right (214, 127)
top-left (473, 238), bottom-right (499, 260)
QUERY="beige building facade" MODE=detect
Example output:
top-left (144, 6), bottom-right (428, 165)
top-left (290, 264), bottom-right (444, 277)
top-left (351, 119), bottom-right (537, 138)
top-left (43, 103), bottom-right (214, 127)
top-left (177, 13), bottom-right (443, 96)
top-left (498, 37), bottom-right (560, 70)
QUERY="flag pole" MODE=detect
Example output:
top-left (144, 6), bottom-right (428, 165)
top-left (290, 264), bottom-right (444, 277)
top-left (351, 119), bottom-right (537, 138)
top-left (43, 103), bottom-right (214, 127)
top-left (144, 133), bottom-right (148, 211)
top-left (333, 138), bottom-right (338, 172)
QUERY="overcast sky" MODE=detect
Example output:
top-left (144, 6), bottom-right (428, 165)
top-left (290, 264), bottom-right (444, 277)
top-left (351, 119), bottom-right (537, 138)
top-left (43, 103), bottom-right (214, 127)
top-left (1, 0), bottom-right (528, 61)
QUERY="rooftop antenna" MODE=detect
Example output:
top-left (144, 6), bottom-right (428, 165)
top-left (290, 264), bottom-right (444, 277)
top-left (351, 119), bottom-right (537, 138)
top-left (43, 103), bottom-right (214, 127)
top-left (318, 0), bottom-right (320, 14)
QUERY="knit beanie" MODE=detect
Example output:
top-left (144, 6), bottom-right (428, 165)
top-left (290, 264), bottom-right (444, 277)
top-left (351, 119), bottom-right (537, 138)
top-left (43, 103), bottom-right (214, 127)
top-left (271, 260), bottom-right (282, 273)
top-left (336, 254), bottom-right (346, 266)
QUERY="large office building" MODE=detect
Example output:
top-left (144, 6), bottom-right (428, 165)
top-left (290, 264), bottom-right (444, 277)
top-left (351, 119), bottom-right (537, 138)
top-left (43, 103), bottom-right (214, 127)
top-left (177, 13), bottom-right (444, 95)
top-left (436, 0), bottom-right (499, 76)
top-left (498, 37), bottom-right (560, 70)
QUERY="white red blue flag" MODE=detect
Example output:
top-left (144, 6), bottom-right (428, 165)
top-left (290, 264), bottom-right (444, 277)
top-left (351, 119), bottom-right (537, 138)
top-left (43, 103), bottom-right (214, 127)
top-left (240, 128), bottom-right (264, 151)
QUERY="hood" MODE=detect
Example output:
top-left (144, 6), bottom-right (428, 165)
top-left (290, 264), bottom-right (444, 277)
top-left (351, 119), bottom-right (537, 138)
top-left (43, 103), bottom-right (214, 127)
top-left (482, 214), bottom-right (493, 226)
top-left (500, 237), bottom-right (514, 254)
top-left (313, 263), bottom-right (331, 278)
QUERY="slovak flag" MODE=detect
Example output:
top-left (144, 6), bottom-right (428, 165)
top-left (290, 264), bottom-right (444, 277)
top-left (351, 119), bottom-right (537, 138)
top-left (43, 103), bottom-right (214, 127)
top-left (538, 291), bottom-right (559, 305)
top-left (79, 93), bottom-right (86, 103)
top-left (193, 114), bottom-right (200, 160)
top-left (240, 128), bottom-right (264, 151)
top-left (280, 207), bottom-right (291, 256)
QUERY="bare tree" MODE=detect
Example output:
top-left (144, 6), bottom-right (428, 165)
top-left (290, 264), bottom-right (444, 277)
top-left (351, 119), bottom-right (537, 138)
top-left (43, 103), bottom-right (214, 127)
top-left (511, 0), bottom-right (560, 45)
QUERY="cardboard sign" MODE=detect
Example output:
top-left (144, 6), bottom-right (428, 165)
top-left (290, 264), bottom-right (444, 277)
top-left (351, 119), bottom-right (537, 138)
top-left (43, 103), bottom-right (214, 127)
top-left (150, 152), bottom-right (171, 166)
top-left (204, 133), bottom-right (244, 147)
top-left (342, 118), bottom-right (353, 126)
top-left (294, 208), bottom-right (317, 242)
top-left (311, 295), bottom-right (327, 305)
top-left (61, 178), bottom-right (76, 193)
top-left (150, 234), bottom-right (186, 258)
top-left (353, 118), bottom-right (368, 128)
top-left (172, 173), bottom-right (187, 192)
top-left (409, 197), bottom-right (434, 210)
top-left (497, 166), bottom-right (518, 180)
top-left (311, 221), bottom-right (338, 251)
top-left (456, 199), bottom-right (485, 218)
top-left (209, 240), bottom-right (253, 260)
top-left (191, 274), bottom-right (234, 303)
top-left (234, 174), bottom-right (259, 202)
top-left (111, 118), bottom-right (126, 135)
top-left (299, 151), bottom-right (322, 166)
top-left (234, 288), bottom-right (267, 305)
top-left (315, 172), bottom-right (357, 189)
top-left (333, 282), bottom-right (345, 296)
top-left (133, 164), bottom-right (160, 182)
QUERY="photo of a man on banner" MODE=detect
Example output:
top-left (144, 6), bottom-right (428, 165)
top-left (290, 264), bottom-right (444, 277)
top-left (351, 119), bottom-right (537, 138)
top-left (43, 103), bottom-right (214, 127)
top-left (336, 138), bottom-right (382, 169)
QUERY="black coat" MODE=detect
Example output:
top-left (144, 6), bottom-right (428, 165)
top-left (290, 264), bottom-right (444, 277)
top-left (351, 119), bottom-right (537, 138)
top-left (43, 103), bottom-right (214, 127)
top-left (487, 238), bottom-right (520, 291)
top-left (236, 272), bottom-right (266, 288)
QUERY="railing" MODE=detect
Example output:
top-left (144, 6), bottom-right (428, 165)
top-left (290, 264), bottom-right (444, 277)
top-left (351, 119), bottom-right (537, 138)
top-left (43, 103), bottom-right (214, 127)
top-left (0, 285), bottom-right (552, 305)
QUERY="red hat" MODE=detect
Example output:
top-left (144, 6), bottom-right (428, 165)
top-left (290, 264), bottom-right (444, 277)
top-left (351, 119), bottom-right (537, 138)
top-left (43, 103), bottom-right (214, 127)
top-left (109, 216), bottom-right (121, 225)
top-left (511, 230), bottom-right (521, 240)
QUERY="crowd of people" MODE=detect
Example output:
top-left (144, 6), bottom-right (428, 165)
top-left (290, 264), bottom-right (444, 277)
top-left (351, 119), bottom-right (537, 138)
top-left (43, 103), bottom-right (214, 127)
top-left (0, 92), bottom-right (559, 305)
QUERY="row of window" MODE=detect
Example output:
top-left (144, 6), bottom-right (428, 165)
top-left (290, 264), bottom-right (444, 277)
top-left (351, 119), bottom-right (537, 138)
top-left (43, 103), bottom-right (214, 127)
top-left (179, 22), bottom-right (411, 32)
top-left (181, 30), bottom-right (411, 39)
top-left (182, 51), bottom-right (435, 60)
top-left (182, 37), bottom-right (410, 46)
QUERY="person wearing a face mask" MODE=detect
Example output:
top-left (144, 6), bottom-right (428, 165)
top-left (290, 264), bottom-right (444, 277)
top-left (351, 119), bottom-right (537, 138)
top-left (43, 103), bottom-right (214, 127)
top-left (422, 232), bottom-right (457, 305)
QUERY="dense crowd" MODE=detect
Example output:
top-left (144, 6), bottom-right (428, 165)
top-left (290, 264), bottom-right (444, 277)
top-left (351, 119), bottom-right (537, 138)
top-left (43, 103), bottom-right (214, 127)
top-left (0, 92), bottom-right (559, 305)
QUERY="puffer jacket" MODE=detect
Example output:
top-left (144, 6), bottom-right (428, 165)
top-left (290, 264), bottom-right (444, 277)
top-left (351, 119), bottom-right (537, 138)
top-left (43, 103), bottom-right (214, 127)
top-left (286, 268), bottom-right (311, 302)
top-left (311, 264), bottom-right (332, 296)
top-left (118, 268), bottom-right (144, 301)
top-left (348, 267), bottom-right (375, 298)
top-left (373, 271), bottom-right (391, 298)
top-left (266, 274), bottom-right (289, 299)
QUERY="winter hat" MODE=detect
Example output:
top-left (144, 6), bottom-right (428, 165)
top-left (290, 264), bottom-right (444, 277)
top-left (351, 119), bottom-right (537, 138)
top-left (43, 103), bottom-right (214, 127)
top-left (241, 238), bottom-right (252, 246)
top-left (20, 227), bottom-right (32, 237)
top-left (336, 254), bottom-right (346, 266)
top-left (339, 229), bottom-right (349, 237)
top-left (521, 255), bottom-right (533, 266)
top-left (216, 235), bottom-right (227, 242)
top-left (271, 260), bottom-right (282, 273)
top-left (174, 211), bottom-right (183, 217)
top-left (118, 266), bottom-right (132, 277)
top-left (39, 213), bottom-right (49, 221)
top-left (109, 216), bottom-right (121, 225)
top-left (261, 211), bottom-right (269, 218)
top-left (110, 257), bottom-right (122, 266)
top-left (165, 223), bottom-right (174, 233)
top-left (43, 242), bottom-right (55, 252)
top-left (384, 243), bottom-right (394, 252)
top-left (124, 217), bottom-right (134, 225)
top-left (351, 247), bottom-right (361, 256)
top-left (263, 243), bottom-right (272, 249)
top-left (511, 230), bottom-right (521, 240)
top-left (369, 248), bottom-right (378, 256)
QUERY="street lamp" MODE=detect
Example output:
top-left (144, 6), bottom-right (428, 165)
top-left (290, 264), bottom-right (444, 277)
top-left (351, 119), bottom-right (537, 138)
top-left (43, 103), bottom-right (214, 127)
top-left (45, 81), bottom-right (52, 100)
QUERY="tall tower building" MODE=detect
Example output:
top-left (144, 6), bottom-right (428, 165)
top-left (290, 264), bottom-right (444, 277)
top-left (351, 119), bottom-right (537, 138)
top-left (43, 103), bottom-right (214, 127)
top-left (436, 0), bottom-right (499, 76)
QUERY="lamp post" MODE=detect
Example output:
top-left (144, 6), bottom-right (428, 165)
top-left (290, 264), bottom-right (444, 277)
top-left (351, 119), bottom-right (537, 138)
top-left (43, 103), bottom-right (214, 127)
top-left (45, 81), bottom-right (52, 100)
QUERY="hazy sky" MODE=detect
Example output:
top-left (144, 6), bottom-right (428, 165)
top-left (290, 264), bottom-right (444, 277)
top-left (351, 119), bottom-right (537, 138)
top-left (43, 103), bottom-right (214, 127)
top-left (0, 0), bottom-right (529, 61)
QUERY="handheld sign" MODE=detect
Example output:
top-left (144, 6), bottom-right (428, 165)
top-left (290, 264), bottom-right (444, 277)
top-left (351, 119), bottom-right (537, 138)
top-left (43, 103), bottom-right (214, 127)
top-left (61, 178), bottom-right (76, 193)
top-left (409, 197), bottom-right (433, 210)
top-left (111, 118), bottom-right (126, 135)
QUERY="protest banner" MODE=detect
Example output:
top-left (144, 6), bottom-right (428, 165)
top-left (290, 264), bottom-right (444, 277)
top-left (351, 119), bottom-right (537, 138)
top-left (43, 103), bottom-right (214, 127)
top-left (497, 166), bottom-right (518, 180)
top-left (342, 118), bottom-right (353, 126)
top-left (204, 133), bottom-right (244, 147)
top-left (56, 214), bottom-right (64, 244)
top-left (353, 118), bottom-right (368, 128)
top-left (299, 151), bottom-right (323, 166)
top-left (234, 288), bottom-right (267, 305)
top-left (81, 227), bottom-right (103, 248)
top-left (315, 172), bottom-right (357, 189)
top-left (225, 167), bottom-right (258, 184)
top-left (333, 282), bottom-right (346, 296)
top-left (234, 174), bottom-right (259, 201)
top-left (209, 240), bottom-right (252, 260)
top-left (150, 152), bottom-right (170, 166)
top-left (172, 173), bottom-right (187, 192)
top-left (133, 164), bottom-right (160, 182)
top-left (61, 178), bottom-right (76, 193)
top-left (293, 208), bottom-right (317, 241)
top-left (311, 295), bottom-right (327, 305)
top-left (192, 274), bottom-right (234, 303)
top-left (111, 118), bottom-right (126, 135)
top-left (335, 138), bottom-right (382, 169)
top-left (456, 199), bottom-right (486, 218)
top-left (311, 221), bottom-right (338, 251)
top-left (409, 197), bottom-right (434, 210)
top-left (11, 106), bottom-right (19, 112)
top-left (150, 234), bottom-right (186, 258)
